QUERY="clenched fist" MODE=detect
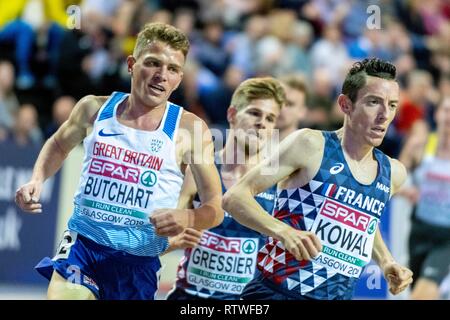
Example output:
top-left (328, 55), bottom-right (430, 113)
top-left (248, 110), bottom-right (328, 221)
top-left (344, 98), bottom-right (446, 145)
top-left (15, 181), bottom-right (43, 213)
top-left (383, 262), bottom-right (414, 295)
top-left (150, 208), bottom-right (193, 237)
top-left (279, 227), bottom-right (322, 261)
top-left (169, 228), bottom-right (203, 250)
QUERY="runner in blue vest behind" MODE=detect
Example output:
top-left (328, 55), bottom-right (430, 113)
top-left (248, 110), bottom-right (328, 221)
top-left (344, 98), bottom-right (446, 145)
top-left (166, 77), bottom-right (285, 300)
top-left (223, 58), bottom-right (413, 300)
top-left (14, 22), bottom-right (223, 300)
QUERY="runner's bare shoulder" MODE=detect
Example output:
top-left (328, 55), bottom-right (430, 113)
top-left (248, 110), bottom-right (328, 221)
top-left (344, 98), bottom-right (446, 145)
top-left (71, 95), bottom-right (109, 128)
top-left (178, 110), bottom-right (208, 133)
top-left (388, 157), bottom-right (407, 195)
top-left (282, 128), bottom-right (325, 165)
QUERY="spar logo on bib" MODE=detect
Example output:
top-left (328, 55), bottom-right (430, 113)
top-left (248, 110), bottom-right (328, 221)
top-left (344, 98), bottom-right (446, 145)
top-left (321, 198), bottom-right (374, 232)
top-left (242, 239), bottom-right (256, 254)
top-left (367, 219), bottom-right (377, 234)
top-left (140, 170), bottom-right (157, 187)
top-left (199, 231), bottom-right (241, 253)
top-left (89, 158), bottom-right (139, 183)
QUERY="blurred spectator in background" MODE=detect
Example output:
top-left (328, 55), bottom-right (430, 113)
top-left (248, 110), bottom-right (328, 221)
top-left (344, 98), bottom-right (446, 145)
top-left (172, 7), bottom-right (200, 43)
top-left (439, 73), bottom-right (450, 97)
top-left (310, 23), bottom-right (350, 88)
top-left (381, 69), bottom-right (438, 158)
top-left (196, 18), bottom-right (230, 78)
top-left (398, 96), bottom-right (450, 299)
top-left (80, 0), bottom-right (121, 28)
top-left (396, 70), bottom-right (437, 135)
top-left (0, 1), bottom-right (36, 89)
top-left (255, 9), bottom-right (296, 76)
top-left (0, 61), bottom-right (20, 134)
top-left (385, 18), bottom-right (414, 62)
top-left (348, 28), bottom-right (392, 62)
top-left (306, 67), bottom-right (335, 130)
top-left (56, 19), bottom-right (93, 99)
top-left (6, 104), bottom-right (43, 147)
top-left (277, 19), bottom-right (313, 78)
top-left (56, 4), bottom-right (115, 99)
top-left (0, 0), bottom-right (76, 89)
top-left (228, 14), bottom-right (268, 79)
top-left (0, 0), bottom-right (447, 172)
top-left (276, 73), bottom-right (309, 140)
top-left (44, 96), bottom-right (75, 139)
top-left (217, 0), bottom-right (275, 28)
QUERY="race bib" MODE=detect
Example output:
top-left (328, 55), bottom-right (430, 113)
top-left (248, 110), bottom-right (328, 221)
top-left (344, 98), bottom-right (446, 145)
top-left (53, 230), bottom-right (78, 260)
top-left (310, 198), bottom-right (379, 278)
top-left (76, 198), bottom-right (149, 227)
top-left (186, 231), bottom-right (259, 295)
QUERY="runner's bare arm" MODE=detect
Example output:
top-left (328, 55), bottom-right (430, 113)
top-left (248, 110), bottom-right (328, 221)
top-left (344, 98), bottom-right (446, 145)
top-left (373, 228), bottom-right (413, 294)
top-left (176, 166), bottom-right (197, 210)
top-left (372, 228), bottom-right (396, 275)
top-left (151, 114), bottom-right (223, 236)
top-left (390, 158), bottom-right (408, 196)
top-left (162, 167), bottom-right (202, 254)
top-left (390, 155), bottom-right (420, 202)
top-left (372, 159), bottom-right (406, 263)
top-left (223, 129), bottom-right (323, 261)
top-left (372, 158), bottom-right (412, 294)
top-left (184, 114), bottom-right (223, 230)
top-left (15, 95), bottom-right (104, 213)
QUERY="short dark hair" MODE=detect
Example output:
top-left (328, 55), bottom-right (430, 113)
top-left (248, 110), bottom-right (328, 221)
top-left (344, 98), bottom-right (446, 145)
top-left (342, 58), bottom-right (396, 102)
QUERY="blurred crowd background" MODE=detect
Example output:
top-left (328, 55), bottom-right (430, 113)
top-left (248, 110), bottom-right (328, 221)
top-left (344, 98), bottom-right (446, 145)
top-left (0, 0), bottom-right (449, 299)
top-left (0, 0), bottom-right (449, 157)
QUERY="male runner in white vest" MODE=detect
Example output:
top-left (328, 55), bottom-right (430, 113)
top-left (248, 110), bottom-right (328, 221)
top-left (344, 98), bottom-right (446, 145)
top-left (15, 22), bottom-right (223, 300)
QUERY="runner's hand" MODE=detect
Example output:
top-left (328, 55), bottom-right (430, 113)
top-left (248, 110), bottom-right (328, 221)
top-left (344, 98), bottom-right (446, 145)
top-left (15, 181), bottom-right (43, 213)
top-left (384, 262), bottom-right (413, 295)
top-left (150, 208), bottom-right (193, 236)
top-left (279, 227), bottom-right (322, 261)
top-left (169, 228), bottom-right (203, 250)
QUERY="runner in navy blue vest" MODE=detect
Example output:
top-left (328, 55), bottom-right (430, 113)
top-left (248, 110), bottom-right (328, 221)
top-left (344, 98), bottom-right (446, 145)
top-left (223, 58), bottom-right (413, 300)
top-left (165, 77), bottom-right (285, 300)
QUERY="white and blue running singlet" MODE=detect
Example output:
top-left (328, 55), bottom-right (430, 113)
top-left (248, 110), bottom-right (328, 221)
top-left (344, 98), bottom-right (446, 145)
top-left (68, 92), bottom-right (184, 256)
top-left (174, 163), bottom-right (277, 299)
top-left (257, 131), bottom-right (392, 299)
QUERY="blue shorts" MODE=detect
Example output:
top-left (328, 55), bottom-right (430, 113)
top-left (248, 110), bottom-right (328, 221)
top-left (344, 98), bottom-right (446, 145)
top-left (35, 230), bottom-right (162, 300)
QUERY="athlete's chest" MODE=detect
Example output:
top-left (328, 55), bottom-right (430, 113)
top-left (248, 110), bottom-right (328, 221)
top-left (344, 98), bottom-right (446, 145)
top-left (344, 157), bottom-right (378, 185)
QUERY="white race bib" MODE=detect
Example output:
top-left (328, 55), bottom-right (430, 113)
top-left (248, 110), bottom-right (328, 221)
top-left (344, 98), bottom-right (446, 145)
top-left (186, 231), bottom-right (259, 294)
top-left (310, 198), bottom-right (379, 278)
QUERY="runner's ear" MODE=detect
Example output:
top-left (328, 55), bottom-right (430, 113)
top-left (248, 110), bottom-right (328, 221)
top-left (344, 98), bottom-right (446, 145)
top-left (337, 94), bottom-right (352, 115)
top-left (227, 106), bottom-right (238, 125)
